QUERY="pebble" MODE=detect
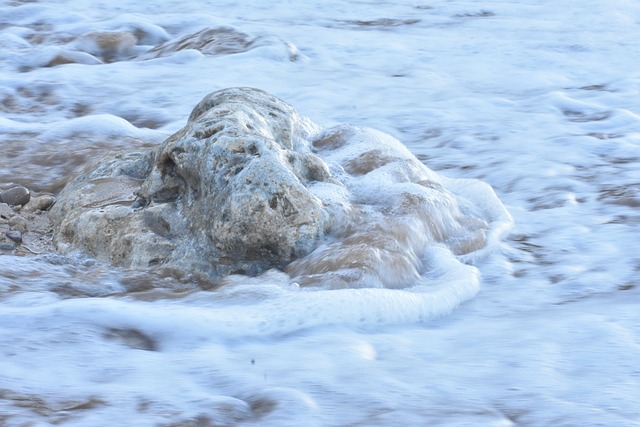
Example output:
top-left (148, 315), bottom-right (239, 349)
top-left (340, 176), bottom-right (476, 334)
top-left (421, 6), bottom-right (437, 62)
top-left (6, 230), bottom-right (22, 244)
top-left (0, 241), bottom-right (17, 251)
top-left (0, 203), bottom-right (13, 221)
top-left (0, 185), bottom-right (31, 206)
top-left (9, 215), bottom-right (28, 233)
top-left (24, 195), bottom-right (55, 211)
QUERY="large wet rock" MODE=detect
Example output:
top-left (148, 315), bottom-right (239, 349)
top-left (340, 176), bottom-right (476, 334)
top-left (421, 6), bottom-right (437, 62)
top-left (51, 88), bottom-right (335, 282)
top-left (51, 87), bottom-right (511, 288)
top-left (137, 27), bottom-right (300, 62)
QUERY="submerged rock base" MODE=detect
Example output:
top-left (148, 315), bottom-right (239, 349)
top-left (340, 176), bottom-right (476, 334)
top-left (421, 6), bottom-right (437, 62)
top-left (51, 87), bottom-right (511, 287)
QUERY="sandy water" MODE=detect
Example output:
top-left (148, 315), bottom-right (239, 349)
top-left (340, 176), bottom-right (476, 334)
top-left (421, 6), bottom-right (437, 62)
top-left (1, 0), bottom-right (640, 426)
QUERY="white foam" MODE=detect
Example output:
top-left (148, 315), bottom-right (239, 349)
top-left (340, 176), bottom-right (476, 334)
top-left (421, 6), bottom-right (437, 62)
top-left (37, 114), bottom-right (151, 140)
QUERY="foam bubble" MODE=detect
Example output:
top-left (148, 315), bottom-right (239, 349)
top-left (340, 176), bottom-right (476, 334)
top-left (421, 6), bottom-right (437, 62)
top-left (285, 125), bottom-right (512, 295)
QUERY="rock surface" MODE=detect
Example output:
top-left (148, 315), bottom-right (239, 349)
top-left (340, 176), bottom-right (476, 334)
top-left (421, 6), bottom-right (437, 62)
top-left (51, 87), bottom-right (509, 288)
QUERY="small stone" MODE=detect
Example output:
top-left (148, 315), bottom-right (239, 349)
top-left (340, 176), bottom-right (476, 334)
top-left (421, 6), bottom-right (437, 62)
top-left (5, 230), bottom-right (22, 244)
top-left (0, 185), bottom-right (31, 206)
top-left (0, 203), bottom-right (13, 221)
top-left (9, 215), bottom-right (28, 233)
top-left (0, 240), bottom-right (17, 251)
top-left (24, 195), bottom-right (55, 212)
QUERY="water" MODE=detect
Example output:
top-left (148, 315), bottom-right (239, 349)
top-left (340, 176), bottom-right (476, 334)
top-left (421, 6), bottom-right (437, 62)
top-left (1, 0), bottom-right (640, 425)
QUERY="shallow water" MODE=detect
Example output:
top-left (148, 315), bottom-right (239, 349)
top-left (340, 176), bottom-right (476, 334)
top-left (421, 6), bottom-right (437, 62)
top-left (1, 0), bottom-right (640, 426)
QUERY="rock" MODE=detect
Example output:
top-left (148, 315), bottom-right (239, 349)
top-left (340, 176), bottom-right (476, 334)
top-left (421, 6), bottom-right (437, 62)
top-left (0, 240), bottom-right (17, 251)
top-left (51, 87), bottom-right (511, 289)
top-left (6, 230), bottom-right (22, 244)
top-left (138, 27), bottom-right (300, 62)
top-left (9, 215), bottom-right (28, 233)
top-left (0, 185), bottom-right (30, 206)
top-left (45, 50), bottom-right (103, 67)
top-left (23, 195), bottom-right (55, 212)
top-left (51, 87), bottom-right (336, 281)
top-left (0, 203), bottom-right (13, 221)
top-left (74, 31), bottom-right (137, 62)
top-left (105, 328), bottom-right (158, 351)
top-left (141, 28), bottom-right (254, 58)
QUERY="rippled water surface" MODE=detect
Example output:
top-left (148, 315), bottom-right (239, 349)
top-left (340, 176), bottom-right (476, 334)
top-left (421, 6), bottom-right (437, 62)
top-left (1, 0), bottom-right (640, 426)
